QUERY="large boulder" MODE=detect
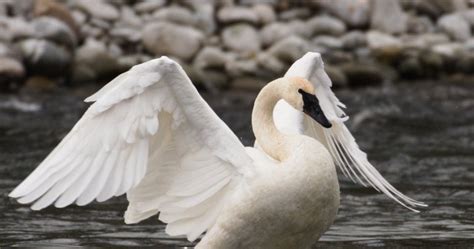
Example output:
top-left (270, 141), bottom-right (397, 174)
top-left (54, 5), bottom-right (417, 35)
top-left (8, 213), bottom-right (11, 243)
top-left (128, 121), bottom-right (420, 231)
top-left (437, 13), bottom-right (471, 41)
top-left (370, 0), bottom-right (408, 34)
top-left (222, 24), bottom-right (261, 55)
top-left (142, 22), bottom-right (204, 61)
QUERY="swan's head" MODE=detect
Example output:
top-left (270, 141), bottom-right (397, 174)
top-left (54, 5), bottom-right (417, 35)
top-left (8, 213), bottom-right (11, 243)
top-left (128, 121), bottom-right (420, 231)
top-left (284, 77), bottom-right (332, 128)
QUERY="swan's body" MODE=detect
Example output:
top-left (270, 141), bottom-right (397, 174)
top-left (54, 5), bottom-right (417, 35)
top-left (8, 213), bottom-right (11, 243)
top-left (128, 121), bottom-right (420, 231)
top-left (197, 79), bottom-right (340, 249)
top-left (9, 52), bottom-right (425, 248)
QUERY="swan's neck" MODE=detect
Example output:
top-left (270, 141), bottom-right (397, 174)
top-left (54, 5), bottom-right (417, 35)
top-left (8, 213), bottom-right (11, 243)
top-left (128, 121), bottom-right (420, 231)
top-left (252, 79), bottom-right (292, 162)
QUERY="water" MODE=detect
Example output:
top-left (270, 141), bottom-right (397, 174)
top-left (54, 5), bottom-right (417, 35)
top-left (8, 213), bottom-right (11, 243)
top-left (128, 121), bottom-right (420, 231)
top-left (1, 81), bottom-right (473, 248)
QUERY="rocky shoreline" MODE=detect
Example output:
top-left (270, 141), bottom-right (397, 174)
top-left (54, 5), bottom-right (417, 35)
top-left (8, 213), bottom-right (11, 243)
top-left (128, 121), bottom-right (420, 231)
top-left (0, 0), bottom-right (473, 92)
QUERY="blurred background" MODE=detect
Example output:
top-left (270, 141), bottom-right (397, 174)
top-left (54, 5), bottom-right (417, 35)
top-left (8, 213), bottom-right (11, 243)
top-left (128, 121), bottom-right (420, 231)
top-left (0, 0), bottom-right (473, 248)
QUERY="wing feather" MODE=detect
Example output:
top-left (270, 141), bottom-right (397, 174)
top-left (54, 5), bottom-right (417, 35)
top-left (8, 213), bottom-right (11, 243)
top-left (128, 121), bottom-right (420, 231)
top-left (275, 52), bottom-right (426, 211)
top-left (10, 56), bottom-right (254, 241)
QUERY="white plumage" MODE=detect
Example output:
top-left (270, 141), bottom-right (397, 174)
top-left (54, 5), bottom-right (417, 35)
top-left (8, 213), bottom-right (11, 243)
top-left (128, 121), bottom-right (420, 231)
top-left (9, 53), bottom-right (425, 248)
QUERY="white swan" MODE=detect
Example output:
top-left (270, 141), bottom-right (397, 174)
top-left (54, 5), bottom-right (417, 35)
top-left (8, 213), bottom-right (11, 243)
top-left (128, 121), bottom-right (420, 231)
top-left (9, 52), bottom-right (425, 248)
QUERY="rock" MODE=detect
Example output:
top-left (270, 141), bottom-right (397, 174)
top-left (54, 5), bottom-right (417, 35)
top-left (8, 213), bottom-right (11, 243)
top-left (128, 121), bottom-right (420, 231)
top-left (401, 33), bottom-right (450, 50)
top-left (371, 0), bottom-right (408, 34)
top-left (307, 15), bottom-right (346, 36)
top-left (153, 6), bottom-right (196, 26)
top-left (437, 14), bottom-right (471, 41)
top-left (465, 38), bottom-right (474, 51)
top-left (252, 4), bottom-right (276, 24)
top-left (268, 36), bottom-right (310, 63)
top-left (260, 21), bottom-right (310, 47)
top-left (193, 46), bottom-right (231, 69)
top-left (142, 22), bottom-right (204, 60)
top-left (9, 0), bottom-right (34, 17)
top-left (313, 36), bottom-right (343, 50)
top-left (119, 6), bottom-right (142, 27)
top-left (240, 0), bottom-right (278, 6)
top-left (260, 22), bottom-right (292, 46)
top-left (0, 57), bottom-right (25, 88)
top-left (340, 63), bottom-right (385, 86)
top-left (430, 0), bottom-right (467, 13)
top-left (192, 48), bottom-right (230, 89)
top-left (110, 27), bottom-right (141, 43)
top-left (288, 20), bottom-right (312, 38)
top-left (406, 15), bottom-right (434, 34)
top-left (134, 0), bottom-right (166, 14)
top-left (417, 33), bottom-right (450, 47)
top-left (403, 0), bottom-right (467, 18)
top-left (34, 0), bottom-right (79, 37)
top-left (367, 31), bottom-right (403, 60)
top-left (116, 54), bottom-right (142, 70)
top-left (1, 17), bottom-right (36, 41)
top-left (279, 8), bottom-right (311, 21)
top-left (74, 0), bottom-right (119, 21)
top-left (72, 10), bottom-right (87, 26)
top-left (89, 17), bottom-right (111, 30)
top-left (341, 31), bottom-right (367, 49)
top-left (32, 16), bottom-right (77, 49)
top-left (19, 39), bottom-right (72, 76)
top-left (325, 65), bottom-right (347, 87)
top-left (256, 52), bottom-right (286, 75)
top-left (460, 9), bottom-right (474, 26)
top-left (431, 42), bottom-right (463, 57)
top-left (0, 2), bottom-right (6, 16)
top-left (217, 6), bottom-right (259, 24)
top-left (73, 38), bottom-right (121, 82)
top-left (81, 24), bottom-right (103, 38)
top-left (222, 24), bottom-right (260, 55)
top-left (193, 4), bottom-right (216, 34)
top-left (317, 0), bottom-right (370, 27)
top-left (225, 58), bottom-right (258, 77)
top-left (204, 35), bottom-right (221, 46)
top-left (0, 43), bottom-right (22, 60)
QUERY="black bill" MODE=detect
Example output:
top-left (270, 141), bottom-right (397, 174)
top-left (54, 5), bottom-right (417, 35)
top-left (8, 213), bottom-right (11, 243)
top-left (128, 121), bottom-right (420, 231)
top-left (298, 89), bottom-right (332, 128)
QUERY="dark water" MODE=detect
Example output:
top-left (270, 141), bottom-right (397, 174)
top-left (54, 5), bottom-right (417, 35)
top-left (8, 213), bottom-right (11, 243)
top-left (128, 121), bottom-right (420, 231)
top-left (0, 81), bottom-right (473, 248)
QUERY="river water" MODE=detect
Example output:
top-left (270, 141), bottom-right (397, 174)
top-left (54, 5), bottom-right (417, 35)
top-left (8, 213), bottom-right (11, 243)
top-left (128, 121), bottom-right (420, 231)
top-left (0, 81), bottom-right (473, 248)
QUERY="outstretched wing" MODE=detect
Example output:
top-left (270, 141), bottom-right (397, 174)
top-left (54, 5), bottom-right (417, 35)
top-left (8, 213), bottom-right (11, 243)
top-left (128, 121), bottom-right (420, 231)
top-left (274, 52), bottom-right (426, 211)
top-left (9, 56), bottom-right (254, 241)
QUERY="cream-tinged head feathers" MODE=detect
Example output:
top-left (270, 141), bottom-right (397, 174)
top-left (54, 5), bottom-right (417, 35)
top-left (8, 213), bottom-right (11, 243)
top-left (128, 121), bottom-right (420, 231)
top-left (281, 76), bottom-right (315, 112)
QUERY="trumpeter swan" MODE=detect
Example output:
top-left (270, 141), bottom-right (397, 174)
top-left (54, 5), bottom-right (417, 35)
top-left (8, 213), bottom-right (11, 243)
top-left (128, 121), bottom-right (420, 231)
top-left (9, 52), bottom-right (425, 248)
